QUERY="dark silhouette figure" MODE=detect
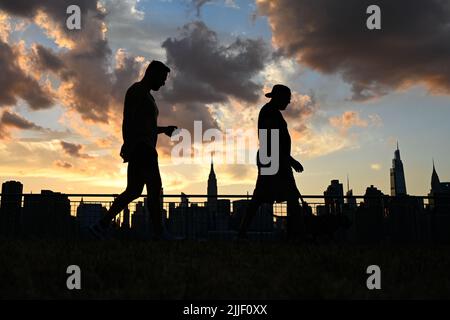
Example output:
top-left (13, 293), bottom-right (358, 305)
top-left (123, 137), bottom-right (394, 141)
top-left (238, 84), bottom-right (305, 240)
top-left (90, 60), bottom-right (177, 239)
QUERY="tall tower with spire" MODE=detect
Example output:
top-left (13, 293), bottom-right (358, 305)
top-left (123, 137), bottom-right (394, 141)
top-left (428, 160), bottom-right (450, 209)
top-left (345, 174), bottom-right (357, 208)
top-left (390, 142), bottom-right (407, 196)
top-left (431, 159), bottom-right (441, 193)
top-left (207, 154), bottom-right (218, 209)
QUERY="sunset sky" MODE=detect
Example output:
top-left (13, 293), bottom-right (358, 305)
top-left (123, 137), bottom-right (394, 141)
top-left (0, 0), bottom-right (450, 197)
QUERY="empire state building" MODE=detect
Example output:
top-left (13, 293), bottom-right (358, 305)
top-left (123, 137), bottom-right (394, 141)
top-left (207, 155), bottom-right (218, 209)
top-left (390, 143), bottom-right (407, 196)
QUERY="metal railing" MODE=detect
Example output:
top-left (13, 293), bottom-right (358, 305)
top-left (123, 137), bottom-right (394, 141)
top-left (0, 193), bottom-right (449, 242)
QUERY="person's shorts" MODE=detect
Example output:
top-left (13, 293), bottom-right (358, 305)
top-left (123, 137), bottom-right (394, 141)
top-left (127, 144), bottom-right (160, 183)
top-left (253, 165), bottom-right (300, 203)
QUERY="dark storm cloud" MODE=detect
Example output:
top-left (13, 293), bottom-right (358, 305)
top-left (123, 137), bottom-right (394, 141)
top-left (31, 44), bottom-right (65, 73)
top-left (153, 21), bottom-right (274, 135)
top-left (0, 40), bottom-right (53, 110)
top-left (31, 37), bottom-right (117, 123)
top-left (111, 49), bottom-right (143, 107)
top-left (1, 110), bottom-right (44, 130)
top-left (0, 0), bottom-right (98, 23)
top-left (2, 2), bottom-right (271, 135)
top-left (0, 110), bottom-right (52, 140)
top-left (60, 140), bottom-right (92, 158)
top-left (0, 0), bottom-right (138, 123)
top-left (162, 21), bottom-right (270, 105)
top-left (257, 0), bottom-right (450, 100)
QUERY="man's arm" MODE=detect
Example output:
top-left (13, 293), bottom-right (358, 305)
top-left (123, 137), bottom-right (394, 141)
top-left (157, 126), bottom-right (178, 137)
top-left (122, 87), bottom-right (138, 145)
top-left (290, 156), bottom-right (304, 172)
top-left (157, 126), bottom-right (167, 134)
top-left (120, 86), bottom-right (140, 162)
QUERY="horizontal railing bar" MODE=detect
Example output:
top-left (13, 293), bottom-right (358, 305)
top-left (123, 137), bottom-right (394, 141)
top-left (0, 193), bottom-right (448, 199)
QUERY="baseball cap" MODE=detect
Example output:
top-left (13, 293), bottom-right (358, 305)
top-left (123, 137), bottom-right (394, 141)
top-left (265, 84), bottom-right (291, 98)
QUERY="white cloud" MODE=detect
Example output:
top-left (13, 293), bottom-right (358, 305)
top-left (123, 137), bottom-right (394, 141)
top-left (102, 0), bottom-right (144, 22)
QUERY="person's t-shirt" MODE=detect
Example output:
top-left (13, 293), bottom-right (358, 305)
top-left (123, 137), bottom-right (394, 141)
top-left (122, 82), bottom-right (159, 155)
top-left (257, 103), bottom-right (291, 169)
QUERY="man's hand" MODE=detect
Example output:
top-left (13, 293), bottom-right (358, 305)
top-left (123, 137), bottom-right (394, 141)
top-left (291, 158), bottom-right (304, 173)
top-left (164, 125), bottom-right (178, 137)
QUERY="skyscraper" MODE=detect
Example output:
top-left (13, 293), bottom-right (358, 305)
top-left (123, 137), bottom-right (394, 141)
top-left (345, 175), bottom-right (357, 209)
top-left (390, 142), bottom-right (407, 196)
top-left (207, 155), bottom-right (218, 210)
top-left (76, 200), bottom-right (106, 236)
top-left (22, 190), bottom-right (71, 238)
top-left (0, 180), bottom-right (23, 235)
top-left (428, 160), bottom-right (450, 209)
top-left (324, 179), bottom-right (344, 214)
top-left (431, 160), bottom-right (443, 193)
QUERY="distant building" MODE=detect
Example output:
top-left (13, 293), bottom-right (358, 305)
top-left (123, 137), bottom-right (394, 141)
top-left (180, 192), bottom-right (189, 207)
top-left (364, 185), bottom-right (385, 208)
top-left (215, 199), bottom-right (230, 231)
top-left (344, 175), bottom-right (357, 209)
top-left (207, 156), bottom-right (218, 212)
top-left (324, 179), bottom-right (344, 214)
top-left (168, 200), bottom-right (208, 240)
top-left (354, 185), bottom-right (385, 243)
top-left (232, 199), bottom-right (273, 233)
top-left (428, 161), bottom-right (450, 210)
top-left (345, 189), bottom-right (357, 209)
top-left (129, 190), bottom-right (167, 238)
top-left (22, 190), bottom-right (72, 238)
top-left (188, 204), bottom-right (209, 239)
top-left (76, 200), bottom-right (106, 236)
top-left (131, 200), bottom-right (148, 238)
top-left (168, 200), bottom-right (184, 237)
top-left (122, 206), bottom-right (130, 229)
top-left (427, 161), bottom-right (450, 243)
top-left (316, 205), bottom-right (327, 216)
top-left (390, 143), bottom-right (407, 196)
top-left (387, 195), bottom-right (423, 243)
top-left (0, 180), bottom-right (23, 235)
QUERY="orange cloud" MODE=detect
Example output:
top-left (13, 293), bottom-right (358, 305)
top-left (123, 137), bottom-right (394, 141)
top-left (329, 111), bottom-right (369, 134)
top-left (0, 11), bottom-right (11, 42)
top-left (33, 10), bottom-right (75, 49)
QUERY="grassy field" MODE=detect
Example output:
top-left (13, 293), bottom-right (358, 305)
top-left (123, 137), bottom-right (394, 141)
top-left (0, 240), bottom-right (449, 299)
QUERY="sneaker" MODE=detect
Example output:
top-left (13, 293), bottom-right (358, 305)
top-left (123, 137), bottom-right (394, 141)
top-left (89, 223), bottom-right (107, 240)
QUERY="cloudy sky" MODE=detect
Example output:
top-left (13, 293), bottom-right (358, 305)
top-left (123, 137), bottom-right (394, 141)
top-left (0, 0), bottom-right (449, 197)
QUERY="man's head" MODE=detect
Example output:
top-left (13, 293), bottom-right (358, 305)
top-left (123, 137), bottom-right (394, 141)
top-left (265, 84), bottom-right (291, 110)
top-left (143, 60), bottom-right (171, 91)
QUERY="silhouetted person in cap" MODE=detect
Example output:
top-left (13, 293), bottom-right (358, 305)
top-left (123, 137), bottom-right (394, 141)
top-left (90, 60), bottom-right (177, 240)
top-left (238, 84), bottom-right (305, 240)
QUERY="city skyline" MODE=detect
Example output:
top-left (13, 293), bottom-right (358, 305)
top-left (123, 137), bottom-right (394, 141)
top-left (2, 149), bottom-right (449, 243)
top-left (1, 1), bottom-right (450, 197)
top-left (1, 144), bottom-right (448, 199)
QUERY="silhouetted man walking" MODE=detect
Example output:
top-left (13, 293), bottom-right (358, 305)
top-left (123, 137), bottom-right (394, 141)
top-left (238, 84), bottom-right (305, 240)
top-left (91, 60), bottom-right (177, 239)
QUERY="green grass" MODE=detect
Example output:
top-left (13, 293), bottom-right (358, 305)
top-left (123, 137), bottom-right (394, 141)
top-left (0, 240), bottom-right (449, 299)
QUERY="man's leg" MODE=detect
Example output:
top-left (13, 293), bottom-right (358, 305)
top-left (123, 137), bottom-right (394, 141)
top-left (145, 158), bottom-right (163, 238)
top-left (99, 161), bottom-right (145, 228)
top-left (238, 197), bottom-right (263, 238)
top-left (286, 198), bottom-right (305, 240)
